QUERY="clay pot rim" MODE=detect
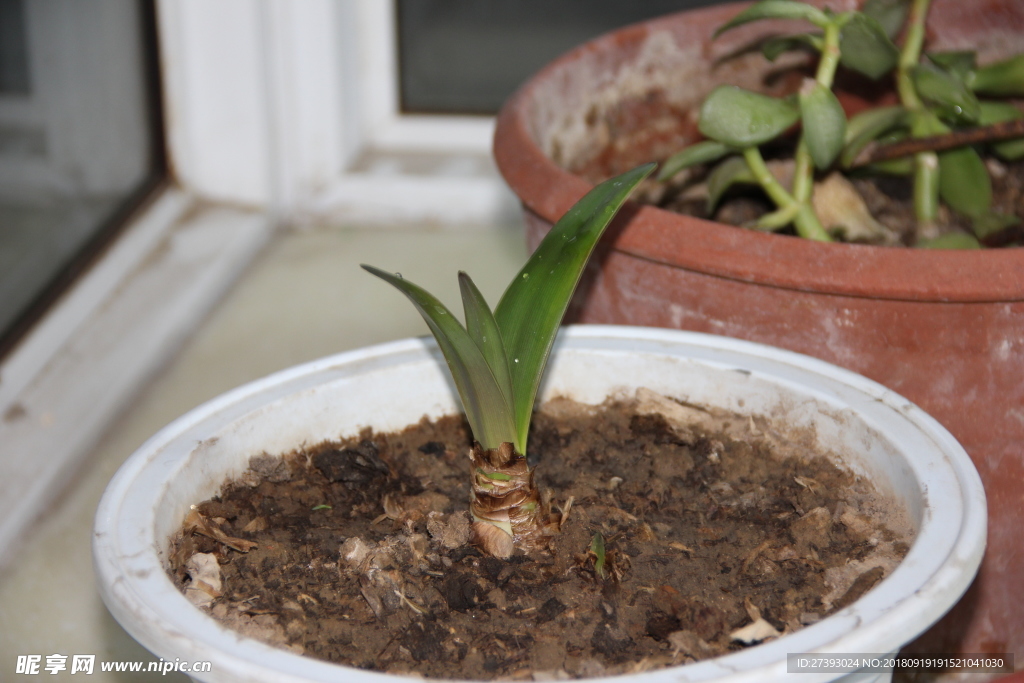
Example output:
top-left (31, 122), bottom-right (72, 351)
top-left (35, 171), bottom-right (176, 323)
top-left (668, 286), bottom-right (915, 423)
top-left (492, 1), bottom-right (1024, 303)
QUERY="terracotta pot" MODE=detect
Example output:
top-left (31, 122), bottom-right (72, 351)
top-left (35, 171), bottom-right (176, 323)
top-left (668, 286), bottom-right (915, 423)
top-left (493, 0), bottom-right (1024, 660)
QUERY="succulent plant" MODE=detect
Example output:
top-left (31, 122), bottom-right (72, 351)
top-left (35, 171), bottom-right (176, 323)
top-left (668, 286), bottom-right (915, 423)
top-left (659, 0), bottom-right (1024, 247)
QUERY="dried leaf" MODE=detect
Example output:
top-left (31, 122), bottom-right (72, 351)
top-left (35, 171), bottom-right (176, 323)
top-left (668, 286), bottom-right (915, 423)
top-left (635, 387), bottom-right (715, 438)
top-left (811, 172), bottom-right (894, 243)
top-left (184, 553), bottom-right (222, 607)
top-left (185, 509), bottom-right (258, 553)
top-left (426, 511), bottom-right (472, 550)
top-left (242, 516), bottom-right (268, 533)
top-left (667, 630), bottom-right (715, 658)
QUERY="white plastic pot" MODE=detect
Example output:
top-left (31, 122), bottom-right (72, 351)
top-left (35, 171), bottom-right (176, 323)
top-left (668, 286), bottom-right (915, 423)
top-left (94, 326), bottom-right (985, 683)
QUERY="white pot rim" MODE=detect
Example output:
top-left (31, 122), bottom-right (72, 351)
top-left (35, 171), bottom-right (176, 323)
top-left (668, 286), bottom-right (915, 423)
top-left (94, 325), bottom-right (986, 683)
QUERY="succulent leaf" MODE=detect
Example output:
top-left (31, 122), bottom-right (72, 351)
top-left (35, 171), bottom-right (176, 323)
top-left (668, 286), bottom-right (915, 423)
top-left (699, 86), bottom-right (800, 148)
top-left (927, 51), bottom-right (977, 83)
top-left (839, 13), bottom-right (900, 80)
top-left (841, 105), bottom-right (909, 168)
top-left (918, 233), bottom-right (982, 249)
top-left (800, 81), bottom-right (847, 169)
top-left (978, 101), bottom-right (1024, 160)
top-left (938, 145), bottom-right (991, 218)
top-left (861, 0), bottom-right (910, 39)
top-left (715, 0), bottom-right (829, 37)
top-left (707, 156), bottom-right (758, 212)
top-left (972, 212), bottom-right (1021, 240)
top-left (658, 141), bottom-right (733, 180)
top-left (971, 54), bottom-right (1024, 97)
top-left (761, 33), bottom-right (823, 61)
top-left (913, 62), bottom-right (980, 124)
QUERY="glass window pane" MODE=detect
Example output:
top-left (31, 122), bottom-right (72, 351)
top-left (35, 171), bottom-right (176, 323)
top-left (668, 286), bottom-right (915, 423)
top-left (0, 0), bottom-right (30, 94)
top-left (0, 0), bottom-right (162, 353)
top-left (397, 0), bottom-right (729, 115)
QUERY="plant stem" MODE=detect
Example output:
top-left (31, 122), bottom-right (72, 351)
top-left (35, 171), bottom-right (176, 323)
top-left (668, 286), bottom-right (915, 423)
top-left (850, 118), bottom-right (1024, 166)
top-left (469, 442), bottom-right (544, 558)
top-left (913, 151), bottom-right (940, 236)
top-left (743, 147), bottom-right (830, 241)
top-left (793, 21), bottom-right (843, 205)
top-left (897, 0), bottom-right (931, 109)
top-left (897, 0), bottom-right (938, 229)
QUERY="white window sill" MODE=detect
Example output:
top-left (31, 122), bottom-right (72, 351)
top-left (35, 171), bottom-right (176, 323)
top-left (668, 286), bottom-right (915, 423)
top-left (0, 185), bottom-right (275, 558)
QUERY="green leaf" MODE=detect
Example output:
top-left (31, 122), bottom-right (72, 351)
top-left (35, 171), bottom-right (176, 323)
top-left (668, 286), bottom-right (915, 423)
top-left (861, 0), bottom-right (909, 39)
top-left (459, 271), bottom-right (515, 425)
top-left (927, 51), bottom-right (977, 82)
top-left (699, 86), bottom-right (800, 147)
top-left (912, 63), bottom-right (980, 124)
top-left (972, 212), bottom-right (1020, 239)
top-left (761, 33), bottom-right (823, 61)
top-left (800, 81), bottom-right (846, 169)
top-left (938, 145), bottom-right (991, 218)
top-left (863, 157), bottom-right (915, 175)
top-left (590, 532), bottom-right (607, 579)
top-left (852, 130), bottom-right (914, 174)
top-left (978, 101), bottom-right (1024, 160)
top-left (917, 233), bottom-right (982, 249)
top-left (362, 265), bottom-right (517, 451)
top-left (971, 53), bottom-right (1024, 96)
top-left (659, 141), bottom-right (733, 181)
top-left (839, 13), bottom-right (900, 79)
top-left (707, 155), bottom-right (758, 211)
top-left (978, 100), bottom-right (1024, 125)
top-left (715, 0), bottom-right (829, 37)
top-left (910, 108), bottom-right (950, 137)
top-left (841, 105), bottom-right (909, 167)
top-left (494, 163), bottom-right (655, 452)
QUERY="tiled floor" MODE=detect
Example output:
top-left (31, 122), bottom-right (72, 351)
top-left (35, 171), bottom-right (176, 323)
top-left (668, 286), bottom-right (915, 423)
top-left (0, 222), bottom-right (527, 681)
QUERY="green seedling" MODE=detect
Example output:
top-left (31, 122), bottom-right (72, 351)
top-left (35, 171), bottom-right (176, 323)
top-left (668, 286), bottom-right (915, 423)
top-left (363, 163), bottom-right (654, 558)
top-left (659, 0), bottom-right (1024, 247)
top-left (590, 532), bottom-right (608, 579)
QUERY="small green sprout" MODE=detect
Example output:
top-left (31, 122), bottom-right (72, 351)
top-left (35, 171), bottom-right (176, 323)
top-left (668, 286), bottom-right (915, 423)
top-left (311, 504), bottom-right (332, 511)
top-left (363, 163), bottom-right (654, 558)
top-left (659, 0), bottom-right (1024, 247)
top-left (590, 532), bottom-right (607, 579)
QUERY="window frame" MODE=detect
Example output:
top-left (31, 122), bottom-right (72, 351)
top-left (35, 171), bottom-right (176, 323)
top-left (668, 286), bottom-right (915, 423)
top-left (158, 0), bottom-right (508, 225)
top-left (0, 0), bottom-right (516, 557)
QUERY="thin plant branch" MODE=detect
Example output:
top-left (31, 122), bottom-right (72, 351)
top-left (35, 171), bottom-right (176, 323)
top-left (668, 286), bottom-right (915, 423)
top-left (851, 117), bottom-right (1024, 167)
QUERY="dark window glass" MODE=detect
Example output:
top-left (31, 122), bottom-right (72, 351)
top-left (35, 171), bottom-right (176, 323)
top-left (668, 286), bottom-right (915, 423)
top-left (0, 0), bottom-right (163, 354)
top-left (397, 0), bottom-right (728, 115)
top-left (0, 0), bottom-right (30, 94)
